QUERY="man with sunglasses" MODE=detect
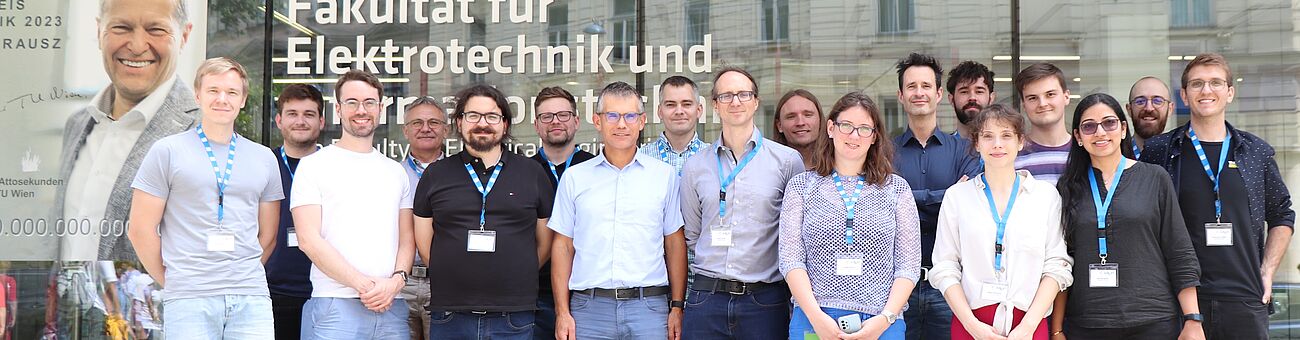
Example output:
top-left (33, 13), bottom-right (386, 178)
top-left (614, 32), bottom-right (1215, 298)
top-left (414, 84), bottom-right (555, 339)
top-left (398, 95), bottom-right (449, 340)
top-left (292, 69), bottom-right (415, 338)
top-left (891, 53), bottom-right (980, 340)
top-left (1140, 53), bottom-right (1294, 339)
top-left (640, 76), bottom-right (708, 174)
top-left (528, 86), bottom-right (594, 340)
top-left (1126, 76), bottom-right (1174, 157)
top-left (550, 81), bottom-right (688, 340)
top-left (679, 67), bottom-right (805, 339)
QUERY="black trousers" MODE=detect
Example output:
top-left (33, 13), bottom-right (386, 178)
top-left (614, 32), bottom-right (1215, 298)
top-left (270, 293), bottom-right (309, 340)
top-left (1064, 316), bottom-right (1180, 339)
top-left (1201, 298), bottom-right (1269, 340)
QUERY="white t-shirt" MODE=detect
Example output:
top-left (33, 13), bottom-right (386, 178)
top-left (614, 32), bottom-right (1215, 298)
top-left (290, 145), bottom-right (412, 298)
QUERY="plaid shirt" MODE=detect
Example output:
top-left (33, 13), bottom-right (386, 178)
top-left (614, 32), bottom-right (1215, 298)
top-left (639, 132), bottom-right (706, 175)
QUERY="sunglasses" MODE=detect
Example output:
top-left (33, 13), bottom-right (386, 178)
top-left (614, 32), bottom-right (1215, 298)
top-left (1079, 117), bottom-right (1123, 135)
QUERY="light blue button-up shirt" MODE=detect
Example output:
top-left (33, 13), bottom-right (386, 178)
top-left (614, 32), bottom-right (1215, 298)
top-left (549, 152), bottom-right (685, 290)
top-left (680, 126), bottom-right (805, 283)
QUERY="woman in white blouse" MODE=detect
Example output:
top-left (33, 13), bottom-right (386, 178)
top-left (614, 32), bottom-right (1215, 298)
top-left (930, 104), bottom-right (1073, 340)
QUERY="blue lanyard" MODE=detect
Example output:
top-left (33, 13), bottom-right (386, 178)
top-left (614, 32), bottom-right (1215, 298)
top-left (538, 147), bottom-right (577, 181)
top-left (716, 133), bottom-right (763, 218)
top-left (1088, 157), bottom-right (1127, 263)
top-left (407, 155), bottom-right (426, 178)
top-left (1187, 128), bottom-right (1232, 222)
top-left (464, 162), bottom-right (502, 229)
top-left (1131, 143), bottom-right (1141, 159)
top-left (981, 173), bottom-right (1021, 272)
top-left (279, 146), bottom-right (318, 181)
top-left (833, 173), bottom-right (865, 245)
top-left (660, 138), bottom-right (702, 175)
top-left (197, 124), bottom-right (236, 226)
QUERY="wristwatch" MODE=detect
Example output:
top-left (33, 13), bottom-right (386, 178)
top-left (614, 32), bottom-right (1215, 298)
top-left (392, 270), bottom-right (409, 284)
top-left (1183, 313), bottom-right (1204, 322)
top-left (669, 300), bottom-right (686, 309)
top-left (880, 310), bottom-right (899, 324)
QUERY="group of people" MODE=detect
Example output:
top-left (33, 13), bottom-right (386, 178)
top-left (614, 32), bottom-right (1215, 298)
top-left (105, 49), bottom-right (1295, 340)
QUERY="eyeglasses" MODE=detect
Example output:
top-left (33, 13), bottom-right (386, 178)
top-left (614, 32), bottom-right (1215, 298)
top-left (342, 99), bottom-right (381, 112)
top-left (405, 119), bottom-right (446, 130)
top-left (1188, 79), bottom-right (1229, 92)
top-left (833, 121), bottom-right (875, 137)
top-left (538, 111), bottom-right (576, 123)
top-left (602, 112), bottom-right (643, 123)
top-left (461, 112), bottom-right (504, 124)
top-left (714, 91), bottom-right (757, 104)
top-left (1131, 96), bottom-right (1168, 107)
top-left (1079, 117), bottom-right (1123, 135)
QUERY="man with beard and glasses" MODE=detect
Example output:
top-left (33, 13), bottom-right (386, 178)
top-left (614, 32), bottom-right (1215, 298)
top-left (265, 83), bottom-right (325, 339)
top-left (1126, 76), bottom-right (1174, 158)
top-left (414, 85), bottom-right (554, 339)
top-left (945, 61), bottom-right (997, 140)
top-left (640, 76), bottom-right (708, 174)
top-left (528, 86), bottom-right (594, 340)
top-left (399, 95), bottom-right (448, 340)
top-left (292, 69), bottom-right (415, 339)
top-left (892, 53), bottom-right (980, 340)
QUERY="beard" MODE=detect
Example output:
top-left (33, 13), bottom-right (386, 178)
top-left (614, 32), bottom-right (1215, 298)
top-left (543, 131), bottom-right (575, 147)
top-left (1134, 109), bottom-right (1168, 139)
top-left (956, 102), bottom-right (983, 125)
top-left (465, 126), bottom-right (504, 152)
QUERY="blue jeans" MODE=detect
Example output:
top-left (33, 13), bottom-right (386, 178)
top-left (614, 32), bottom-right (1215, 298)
top-left (300, 297), bottom-right (409, 339)
top-left (790, 306), bottom-right (905, 340)
top-left (682, 286), bottom-right (791, 339)
top-left (162, 295), bottom-right (274, 339)
top-left (534, 295), bottom-right (556, 340)
top-left (904, 283), bottom-right (952, 340)
top-left (569, 291), bottom-right (669, 339)
top-left (428, 310), bottom-right (535, 340)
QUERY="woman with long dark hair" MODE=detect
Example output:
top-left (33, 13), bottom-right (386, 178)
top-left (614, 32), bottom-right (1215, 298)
top-left (1047, 93), bottom-right (1202, 339)
top-left (779, 92), bottom-right (920, 340)
top-left (930, 104), bottom-right (1072, 340)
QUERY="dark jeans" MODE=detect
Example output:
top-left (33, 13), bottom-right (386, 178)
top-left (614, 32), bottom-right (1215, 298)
top-left (905, 282), bottom-right (952, 340)
top-left (1201, 298), bottom-right (1268, 340)
top-left (1064, 316), bottom-right (1180, 339)
top-left (681, 283), bottom-right (791, 339)
top-left (534, 295), bottom-right (556, 340)
top-left (428, 310), bottom-right (535, 340)
top-left (270, 293), bottom-right (308, 340)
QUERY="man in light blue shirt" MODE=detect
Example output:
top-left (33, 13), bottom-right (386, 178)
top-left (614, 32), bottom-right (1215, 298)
top-left (639, 76), bottom-right (708, 174)
top-left (550, 81), bottom-right (689, 340)
top-left (680, 67), bottom-right (805, 339)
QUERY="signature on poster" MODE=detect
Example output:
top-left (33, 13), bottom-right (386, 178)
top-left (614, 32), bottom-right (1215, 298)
top-left (1, 86), bottom-right (82, 112)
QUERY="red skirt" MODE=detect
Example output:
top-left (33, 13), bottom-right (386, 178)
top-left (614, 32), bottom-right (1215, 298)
top-left (950, 304), bottom-right (1049, 340)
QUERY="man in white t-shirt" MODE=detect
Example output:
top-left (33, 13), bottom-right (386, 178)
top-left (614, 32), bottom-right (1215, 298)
top-left (291, 69), bottom-right (415, 339)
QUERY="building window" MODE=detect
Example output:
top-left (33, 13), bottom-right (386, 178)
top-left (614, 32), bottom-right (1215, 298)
top-left (761, 0), bottom-right (788, 42)
top-left (879, 0), bottom-right (915, 34)
top-left (1171, 0), bottom-right (1212, 28)
top-left (685, 0), bottom-right (709, 46)
top-left (547, 3), bottom-right (568, 47)
top-left (611, 0), bottom-right (636, 61)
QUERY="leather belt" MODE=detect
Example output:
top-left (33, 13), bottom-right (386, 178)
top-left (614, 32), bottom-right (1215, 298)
top-left (572, 286), bottom-right (670, 300)
top-left (691, 274), bottom-right (783, 295)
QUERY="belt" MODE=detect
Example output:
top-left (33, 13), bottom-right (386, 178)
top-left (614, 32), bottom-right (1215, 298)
top-left (572, 286), bottom-right (670, 300)
top-left (412, 265), bottom-right (428, 278)
top-left (691, 274), bottom-right (783, 295)
top-left (920, 266), bottom-right (931, 282)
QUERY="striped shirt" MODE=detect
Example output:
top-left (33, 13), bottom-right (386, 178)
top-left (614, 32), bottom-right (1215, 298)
top-left (1015, 139), bottom-right (1071, 184)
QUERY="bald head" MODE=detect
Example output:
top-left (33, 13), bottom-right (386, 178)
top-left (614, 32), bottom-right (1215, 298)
top-left (1127, 76), bottom-right (1173, 139)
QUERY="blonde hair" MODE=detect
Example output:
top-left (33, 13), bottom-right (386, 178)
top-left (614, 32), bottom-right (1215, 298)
top-left (193, 57), bottom-right (249, 95)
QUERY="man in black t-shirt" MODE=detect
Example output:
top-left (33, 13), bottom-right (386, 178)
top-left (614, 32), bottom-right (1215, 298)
top-left (264, 83), bottom-right (324, 340)
top-left (414, 85), bottom-right (555, 340)
top-left (526, 86), bottom-right (594, 340)
top-left (1140, 53), bottom-right (1295, 340)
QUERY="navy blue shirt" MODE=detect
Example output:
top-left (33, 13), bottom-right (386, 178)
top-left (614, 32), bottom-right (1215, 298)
top-left (1141, 121), bottom-right (1296, 300)
top-left (893, 127), bottom-right (982, 267)
top-left (264, 146), bottom-right (313, 298)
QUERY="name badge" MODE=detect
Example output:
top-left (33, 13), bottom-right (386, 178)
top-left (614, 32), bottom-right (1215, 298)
top-left (286, 227), bottom-right (298, 248)
top-left (710, 223), bottom-right (733, 247)
top-left (1089, 263), bottom-right (1119, 288)
top-left (834, 252), bottom-right (864, 276)
top-left (467, 230), bottom-right (497, 252)
top-left (207, 231), bottom-right (236, 252)
top-left (1206, 223), bottom-right (1233, 246)
top-left (980, 281), bottom-right (1009, 301)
